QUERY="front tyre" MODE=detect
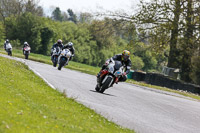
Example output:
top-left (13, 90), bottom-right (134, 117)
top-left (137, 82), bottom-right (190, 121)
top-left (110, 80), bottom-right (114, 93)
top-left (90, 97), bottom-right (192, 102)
top-left (95, 84), bottom-right (100, 92)
top-left (58, 64), bottom-right (62, 70)
top-left (58, 60), bottom-right (64, 70)
top-left (53, 62), bottom-right (57, 67)
top-left (8, 51), bottom-right (11, 56)
top-left (99, 77), bottom-right (113, 93)
top-left (25, 54), bottom-right (28, 59)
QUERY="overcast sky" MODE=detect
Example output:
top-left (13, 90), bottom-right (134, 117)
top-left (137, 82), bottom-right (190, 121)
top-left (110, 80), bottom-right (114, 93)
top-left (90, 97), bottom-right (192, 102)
top-left (39, 0), bottom-right (141, 15)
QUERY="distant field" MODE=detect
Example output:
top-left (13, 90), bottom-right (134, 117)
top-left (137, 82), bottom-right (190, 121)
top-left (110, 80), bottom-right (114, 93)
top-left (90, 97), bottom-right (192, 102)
top-left (0, 56), bottom-right (135, 133)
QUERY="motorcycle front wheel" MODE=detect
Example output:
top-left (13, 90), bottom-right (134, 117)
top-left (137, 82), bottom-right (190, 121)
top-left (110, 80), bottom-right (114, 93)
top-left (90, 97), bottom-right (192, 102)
top-left (58, 59), bottom-right (65, 70)
top-left (8, 51), bottom-right (12, 56)
top-left (95, 84), bottom-right (100, 92)
top-left (99, 77), bottom-right (113, 93)
top-left (53, 57), bottom-right (57, 67)
top-left (25, 54), bottom-right (29, 59)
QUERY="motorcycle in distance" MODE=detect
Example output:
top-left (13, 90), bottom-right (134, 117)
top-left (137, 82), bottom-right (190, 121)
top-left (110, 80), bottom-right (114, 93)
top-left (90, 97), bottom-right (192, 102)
top-left (95, 59), bottom-right (125, 93)
top-left (5, 43), bottom-right (12, 56)
top-left (57, 48), bottom-right (72, 70)
top-left (51, 47), bottom-right (61, 67)
top-left (23, 46), bottom-right (31, 59)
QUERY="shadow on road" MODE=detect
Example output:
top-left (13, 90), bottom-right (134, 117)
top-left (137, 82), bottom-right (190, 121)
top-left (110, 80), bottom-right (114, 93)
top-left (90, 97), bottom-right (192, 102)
top-left (89, 90), bottom-right (116, 97)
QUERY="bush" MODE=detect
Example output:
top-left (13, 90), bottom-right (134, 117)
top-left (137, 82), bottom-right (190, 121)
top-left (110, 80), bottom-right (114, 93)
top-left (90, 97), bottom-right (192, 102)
top-left (10, 39), bottom-right (21, 48)
top-left (131, 56), bottom-right (144, 70)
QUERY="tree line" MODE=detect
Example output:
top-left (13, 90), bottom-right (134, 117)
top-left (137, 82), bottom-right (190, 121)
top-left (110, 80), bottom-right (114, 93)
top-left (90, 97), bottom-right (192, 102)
top-left (0, 0), bottom-right (199, 85)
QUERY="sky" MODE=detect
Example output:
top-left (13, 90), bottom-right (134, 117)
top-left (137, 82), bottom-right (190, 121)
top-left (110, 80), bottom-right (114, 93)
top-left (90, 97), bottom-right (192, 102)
top-left (39, 0), bottom-right (141, 16)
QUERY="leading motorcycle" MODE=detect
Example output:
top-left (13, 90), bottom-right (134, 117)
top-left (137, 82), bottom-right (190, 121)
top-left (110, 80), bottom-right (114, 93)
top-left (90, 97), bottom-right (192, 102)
top-left (95, 59), bottom-right (125, 93)
top-left (57, 48), bottom-right (71, 70)
top-left (51, 47), bottom-right (61, 67)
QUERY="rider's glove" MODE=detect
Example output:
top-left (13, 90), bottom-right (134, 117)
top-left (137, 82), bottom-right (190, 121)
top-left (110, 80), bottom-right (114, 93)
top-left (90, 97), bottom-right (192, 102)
top-left (122, 72), bottom-right (126, 76)
top-left (105, 60), bottom-right (109, 65)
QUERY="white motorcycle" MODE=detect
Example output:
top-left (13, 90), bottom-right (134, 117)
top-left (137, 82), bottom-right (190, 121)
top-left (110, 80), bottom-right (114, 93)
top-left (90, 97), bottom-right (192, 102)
top-left (57, 48), bottom-right (72, 70)
top-left (5, 43), bottom-right (12, 56)
top-left (51, 47), bottom-right (61, 67)
top-left (95, 59), bottom-right (125, 93)
top-left (23, 46), bottom-right (31, 59)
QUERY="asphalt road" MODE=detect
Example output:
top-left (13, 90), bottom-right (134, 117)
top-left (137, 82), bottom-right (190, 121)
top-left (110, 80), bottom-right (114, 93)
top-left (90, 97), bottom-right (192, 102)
top-left (1, 54), bottom-right (200, 133)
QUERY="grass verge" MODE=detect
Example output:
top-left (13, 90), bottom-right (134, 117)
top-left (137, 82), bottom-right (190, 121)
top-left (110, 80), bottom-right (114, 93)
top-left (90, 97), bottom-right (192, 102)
top-left (1, 48), bottom-right (200, 101)
top-left (0, 56), bottom-right (134, 133)
top-left (0, 48), bottom-right (100, 75)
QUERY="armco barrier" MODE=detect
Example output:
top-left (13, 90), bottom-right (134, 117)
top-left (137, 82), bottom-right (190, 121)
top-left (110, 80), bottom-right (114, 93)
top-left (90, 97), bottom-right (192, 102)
top-left (132, 71), bottom-right (146, 81)
top-left (131, 72), bottom-right (200, 95)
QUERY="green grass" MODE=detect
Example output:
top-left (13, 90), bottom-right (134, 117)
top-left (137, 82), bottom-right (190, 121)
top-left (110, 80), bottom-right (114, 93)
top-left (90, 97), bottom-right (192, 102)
top-left (1, 48), bottom-right (200, 101)
top-left (0, 56), bottom-right (134, 133)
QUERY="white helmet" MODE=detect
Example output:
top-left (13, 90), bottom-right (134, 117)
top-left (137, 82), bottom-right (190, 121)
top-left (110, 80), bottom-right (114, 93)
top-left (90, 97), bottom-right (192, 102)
top-left (24, 42), bottom-right (28, 45)
top-left (67, 42), bottom-right (73, 47)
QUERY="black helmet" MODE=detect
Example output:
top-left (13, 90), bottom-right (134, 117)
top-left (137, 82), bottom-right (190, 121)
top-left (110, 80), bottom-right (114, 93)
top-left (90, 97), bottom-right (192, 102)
top-left (57, 39), bottom-right (62, 45)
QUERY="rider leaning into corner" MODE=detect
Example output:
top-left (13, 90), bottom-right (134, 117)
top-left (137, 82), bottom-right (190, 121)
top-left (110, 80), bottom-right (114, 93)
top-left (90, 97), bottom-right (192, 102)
top-left (97, 50), bottom-right (132, 84)
top-left (51, 39), bottom-right (64, 53)
top-left (4, 39), bottom-right (11, 50)
top-left (62, 42), bottom-right (75, 61)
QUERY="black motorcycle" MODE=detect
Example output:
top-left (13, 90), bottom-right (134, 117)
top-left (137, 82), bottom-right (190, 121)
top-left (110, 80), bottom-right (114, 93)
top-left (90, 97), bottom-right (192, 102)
top-left (51, 47), bottom-right (61, 67)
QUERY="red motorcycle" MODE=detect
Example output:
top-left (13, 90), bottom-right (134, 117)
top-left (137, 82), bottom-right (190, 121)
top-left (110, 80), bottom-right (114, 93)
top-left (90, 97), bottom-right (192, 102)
top-left (24, 46), bottom-right (31, 59)
top-left (95, 60), bottom-right (125, 93)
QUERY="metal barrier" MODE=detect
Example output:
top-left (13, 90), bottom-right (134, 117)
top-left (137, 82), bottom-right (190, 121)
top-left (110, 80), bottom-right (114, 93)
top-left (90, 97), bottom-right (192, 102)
top-left (161, 66), bottom-right (180, 79)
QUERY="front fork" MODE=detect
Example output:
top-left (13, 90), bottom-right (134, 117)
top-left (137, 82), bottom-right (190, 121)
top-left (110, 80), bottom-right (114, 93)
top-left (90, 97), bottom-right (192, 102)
top-left (97, 70), bottom-right (117, 87)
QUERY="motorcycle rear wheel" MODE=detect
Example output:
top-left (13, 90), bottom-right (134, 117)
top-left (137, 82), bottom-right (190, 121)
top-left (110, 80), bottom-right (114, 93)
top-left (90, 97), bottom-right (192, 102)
top-left (53, 62), bottom-right (57, 67)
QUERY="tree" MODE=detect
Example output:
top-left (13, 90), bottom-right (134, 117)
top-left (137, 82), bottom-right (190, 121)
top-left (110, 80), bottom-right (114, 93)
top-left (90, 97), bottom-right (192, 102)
top-left (52, 7), bottom-right (63, 21)
top-left (67, 9), bottom-right (77, 23)
top-left (79, 12), bottom-right (93, 23)
top-left (5, 13), bottom-right (42, 52)
top-left (190, 56), bottom-right (200, 84)
top-left (131, 56), bottom-right (144, 70)
top-left (62, 11), bottom-right (68, 21)
top-left (179, 0), bottom-right (194, 82)
top-left (39, 27), bottom-right (54, 55)
top-left (25, 0), bottom-right (44, 16)
top-left (134, 0), bottom-right (183, 68)
top-left (0, 0), bottom-right (43, 22)
top-left (0, 22), bottom-right (5, 44)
